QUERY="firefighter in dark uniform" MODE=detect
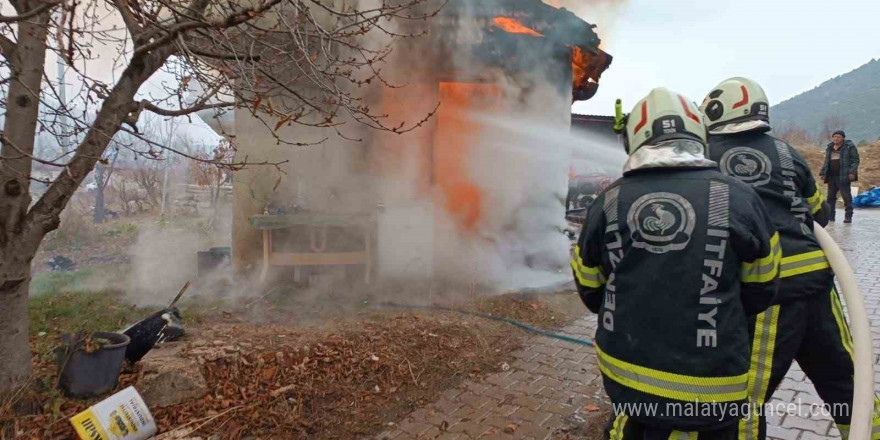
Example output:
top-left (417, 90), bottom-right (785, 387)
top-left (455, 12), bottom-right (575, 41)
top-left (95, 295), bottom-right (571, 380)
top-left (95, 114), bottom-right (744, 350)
top-left (700, 77), bottom-right (880, 440)
top-left (571, 87), bottom-right (781, 439)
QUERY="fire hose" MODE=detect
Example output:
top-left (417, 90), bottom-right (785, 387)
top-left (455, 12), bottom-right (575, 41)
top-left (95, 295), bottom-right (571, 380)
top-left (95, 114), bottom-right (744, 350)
top-left (609, 96), bottom-right (874, 433)
top-left (376, 226), bottom-right (874, 436)
top-left (814, 225), bottom-right (875, 440)
top-left (373, 302), bottom-right (594, 347)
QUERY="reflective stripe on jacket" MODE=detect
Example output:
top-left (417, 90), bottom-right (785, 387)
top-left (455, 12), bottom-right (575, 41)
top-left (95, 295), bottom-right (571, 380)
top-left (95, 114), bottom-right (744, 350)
top-left (708, 133), bottom-right (833, 303)
top-left (572, 168), bottom-right (780, 430)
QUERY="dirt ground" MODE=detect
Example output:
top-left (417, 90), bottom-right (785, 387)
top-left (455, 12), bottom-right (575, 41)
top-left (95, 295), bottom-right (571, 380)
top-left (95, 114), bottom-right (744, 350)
top-left (2, 290), bottom-right (589, 440)
top-left (12, 175), bottom-right (600, 440)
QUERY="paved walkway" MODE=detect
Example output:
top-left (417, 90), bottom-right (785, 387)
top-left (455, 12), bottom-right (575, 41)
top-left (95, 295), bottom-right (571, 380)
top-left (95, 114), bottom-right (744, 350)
top-left (377, 209), bottom-right (880, 440)
top-left (376, 315), bottom-right (607, 440)
top-left (764, 209), bottom-right (880, 440)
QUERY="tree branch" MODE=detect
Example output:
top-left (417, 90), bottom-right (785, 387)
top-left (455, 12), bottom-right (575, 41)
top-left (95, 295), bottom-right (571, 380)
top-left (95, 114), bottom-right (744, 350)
top-left (134, 0), bottom-right (283, 56)
top-left (0, 0), bottom-right (61, 24)
top-left (0, 134), bottom-right (67, 168)
top-left (185, 47), bottom-right (261, 62)
top-left (109, 0), bottom-right (145, 43)
top-left (139, 100), bottom-right (234, 117)
top-left (118, 125), bottom-right (287, 170)
top-left (98, 150), bottom-right (119, 191)
top-left (0, 34), bottom-right (16, 58)
top-left (23, 39), bottom-right (181, 242)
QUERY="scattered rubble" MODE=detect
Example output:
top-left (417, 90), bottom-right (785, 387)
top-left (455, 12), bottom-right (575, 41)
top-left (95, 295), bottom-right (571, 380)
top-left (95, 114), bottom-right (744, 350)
top-left (12, 293), bottom-right (585, 439)
top-left (137, 347), bottom-right (209, 408)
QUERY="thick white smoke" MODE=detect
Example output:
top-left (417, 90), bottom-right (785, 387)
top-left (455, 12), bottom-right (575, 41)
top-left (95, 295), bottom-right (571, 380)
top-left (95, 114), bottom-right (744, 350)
top-left (356, 0), bottom-right (629, 293)
top-left (542, 0), bottom-right (631, 47)
top-left (120, 0), bottom-right (630, 306)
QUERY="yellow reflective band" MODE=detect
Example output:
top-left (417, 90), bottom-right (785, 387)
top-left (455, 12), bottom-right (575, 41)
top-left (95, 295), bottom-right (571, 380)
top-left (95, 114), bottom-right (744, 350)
top-left (857, 397), bottom-right (880, 440)
top-left (742, 232), bottom-right (781, 283)
top-left (740, 306), bottom-right (780, 440)
top-left (873, 397), bottom-right (880, 440)
top-left (807, 190), bottom-right (825, 214)
top-left (571, 246), bottom-right (606, 288)
top-left (780, 251), bottom-right (830, 278)
top-left (596, 344), bottom-right (748, 402)
top-left (668, 431), bottom-right (698, 440)
top-left (830, 288), bottom-right (855, 358)
top-left (841, 400), bottom-right (880, 440)
top-left (839, 424), bottom-right (850, 440)
top-left (571, 259), bottom-right (605, 288)
top-left (610, 413), bottom-right (629, 440)
top-left (781, 250), bottom-right (826, 264)
top-left (832, 330), bottom-right (880, 440)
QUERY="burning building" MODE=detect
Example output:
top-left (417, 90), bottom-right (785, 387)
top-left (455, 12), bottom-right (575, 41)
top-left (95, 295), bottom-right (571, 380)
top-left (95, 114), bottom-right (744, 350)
top-left (209, 0), bottom-right (613, 287)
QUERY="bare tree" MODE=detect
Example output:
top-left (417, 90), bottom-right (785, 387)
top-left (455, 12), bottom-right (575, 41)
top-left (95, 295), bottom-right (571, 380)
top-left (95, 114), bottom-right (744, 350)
top-left (108, 168), bottom-right (147, 215)
top-left (820, 115), bottom-right (848, 143)
top-left (93, 147), bottom-right (119, 223)
top-left (132, 162), bottom-right (162, 208)
top-left (0, 0), bottom-right (442, 394)
top-left (133, 113), bottom-right (183, 214)
top-left (189, 138), bottom-right (233, 208)
top-left (775, 123), bottom-right (814, 147)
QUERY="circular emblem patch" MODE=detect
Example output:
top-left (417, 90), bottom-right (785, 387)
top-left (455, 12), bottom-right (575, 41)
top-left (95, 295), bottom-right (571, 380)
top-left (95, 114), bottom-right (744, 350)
top-left (720, 147), bottom-right (772, 187)
top-left (627, 192), bottom-right (696, 254)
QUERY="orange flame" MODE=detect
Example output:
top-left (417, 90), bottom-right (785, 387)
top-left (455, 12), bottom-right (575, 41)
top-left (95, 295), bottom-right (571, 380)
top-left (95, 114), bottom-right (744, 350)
top-left (433, 83), bottom-right (503, 232)
top-left (492, 17), bottom-right (544, 37)
top-left (572, 46), bottom-right (589, 88)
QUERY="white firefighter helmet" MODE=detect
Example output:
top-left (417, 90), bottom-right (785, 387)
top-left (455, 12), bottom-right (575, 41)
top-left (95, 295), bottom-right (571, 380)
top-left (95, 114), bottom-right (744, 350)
top-left (700, 77), bottom-right (770, 133)
top-left (624, 87), bottom-right (708, 155)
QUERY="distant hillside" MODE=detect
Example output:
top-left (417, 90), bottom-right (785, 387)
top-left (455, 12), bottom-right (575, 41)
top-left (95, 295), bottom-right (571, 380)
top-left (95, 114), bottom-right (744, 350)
top-left (772, 59), bottom-right (880, 144)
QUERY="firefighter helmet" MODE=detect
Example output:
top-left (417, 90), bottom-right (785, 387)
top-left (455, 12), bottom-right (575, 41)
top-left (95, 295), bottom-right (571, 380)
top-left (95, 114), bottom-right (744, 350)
top-left (624, 87), bottom-right (708, 155)
top-left (700, 77), bottom-right (770, 133)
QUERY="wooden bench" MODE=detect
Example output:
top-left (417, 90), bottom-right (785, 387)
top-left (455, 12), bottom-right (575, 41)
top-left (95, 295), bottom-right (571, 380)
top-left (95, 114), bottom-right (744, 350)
top-left (249, 213), bottom-right (373, 284)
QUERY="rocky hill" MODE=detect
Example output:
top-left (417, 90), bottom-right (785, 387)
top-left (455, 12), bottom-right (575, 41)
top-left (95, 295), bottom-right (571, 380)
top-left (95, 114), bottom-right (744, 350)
top-left (773, 59), bottom-right (880, 144)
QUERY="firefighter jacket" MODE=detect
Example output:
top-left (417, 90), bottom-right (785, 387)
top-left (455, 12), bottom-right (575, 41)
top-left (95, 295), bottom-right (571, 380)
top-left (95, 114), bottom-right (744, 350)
top-left (571, 145), bottom-right (780, 431)
top-left (708, 132), bottom-right (832, 303)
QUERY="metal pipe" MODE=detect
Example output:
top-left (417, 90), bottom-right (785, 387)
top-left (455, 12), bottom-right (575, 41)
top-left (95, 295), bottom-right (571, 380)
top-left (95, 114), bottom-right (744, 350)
top-left (814, 225), bottom-right (874, 440)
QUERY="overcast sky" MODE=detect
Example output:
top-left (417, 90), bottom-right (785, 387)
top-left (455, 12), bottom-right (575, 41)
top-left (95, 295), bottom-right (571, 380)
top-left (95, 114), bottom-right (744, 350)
top-left (571, 0), bottom-right (880, 116)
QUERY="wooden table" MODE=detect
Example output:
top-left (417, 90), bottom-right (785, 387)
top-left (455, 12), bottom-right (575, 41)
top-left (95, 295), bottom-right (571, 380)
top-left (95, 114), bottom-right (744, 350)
top-left (249, 213), bottom-right (373, 284)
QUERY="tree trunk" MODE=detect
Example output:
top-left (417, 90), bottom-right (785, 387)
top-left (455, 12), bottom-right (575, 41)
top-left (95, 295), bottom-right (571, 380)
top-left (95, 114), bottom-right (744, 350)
top-left (1, 15), bottom-right (174, 393)
top-left (94, 164), bottom-right (106, 223)
top-left (0, 11), bottom-right (52, 395)
top-left (0, 258), bottom-right (33, 396)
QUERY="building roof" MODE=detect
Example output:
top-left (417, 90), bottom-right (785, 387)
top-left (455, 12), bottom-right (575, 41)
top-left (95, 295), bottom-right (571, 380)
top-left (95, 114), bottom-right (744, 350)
top-left (571, 113), bottom-right (615, 122)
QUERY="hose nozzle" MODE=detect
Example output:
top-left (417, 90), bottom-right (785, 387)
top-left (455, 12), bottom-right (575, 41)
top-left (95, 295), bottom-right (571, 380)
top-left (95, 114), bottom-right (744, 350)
top-left (613, 99), bottom-right (626, 134)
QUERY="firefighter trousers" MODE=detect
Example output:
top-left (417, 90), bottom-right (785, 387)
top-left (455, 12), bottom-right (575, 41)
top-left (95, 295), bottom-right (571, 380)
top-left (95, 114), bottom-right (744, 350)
top-left (739, 288), bottom-right (880, 440)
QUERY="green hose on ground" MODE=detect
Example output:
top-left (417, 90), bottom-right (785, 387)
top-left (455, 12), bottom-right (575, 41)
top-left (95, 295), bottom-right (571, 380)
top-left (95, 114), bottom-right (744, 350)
top-left (373, 302), bottom-right (594, 347)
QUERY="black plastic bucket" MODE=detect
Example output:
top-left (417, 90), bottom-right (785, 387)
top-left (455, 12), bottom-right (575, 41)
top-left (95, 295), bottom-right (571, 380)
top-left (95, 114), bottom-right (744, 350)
top-left (57, 332), bottom-right (130, 398)
top-left (197, 246), bottom-right (231, 277)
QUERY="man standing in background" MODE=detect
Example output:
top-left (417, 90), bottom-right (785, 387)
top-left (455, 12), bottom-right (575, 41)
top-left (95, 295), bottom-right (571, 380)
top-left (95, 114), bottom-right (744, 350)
top-left (820, 130), bottom-right (860, 223)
